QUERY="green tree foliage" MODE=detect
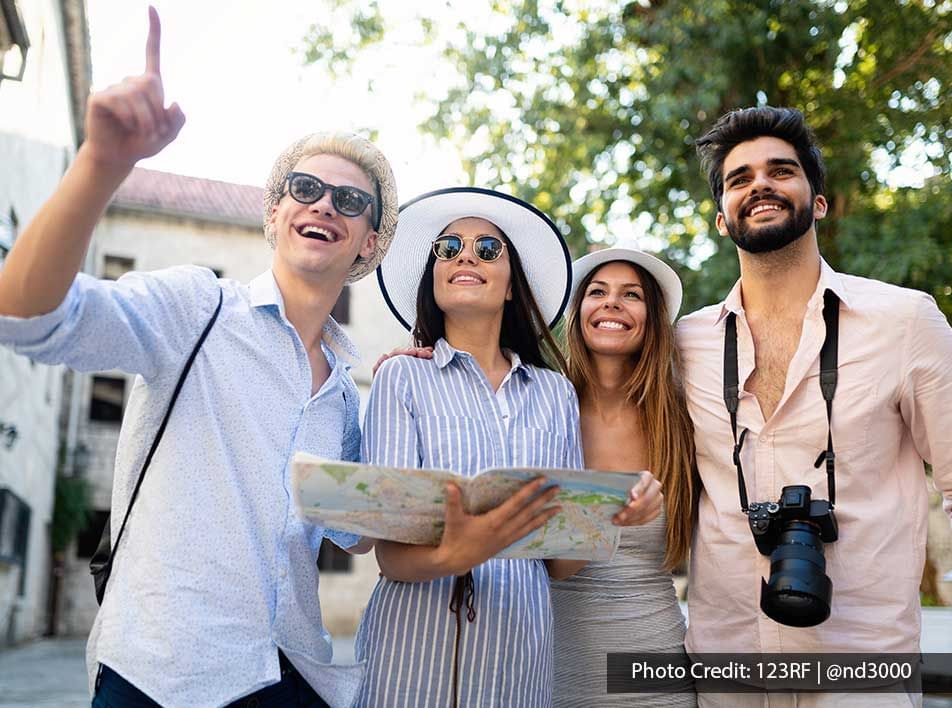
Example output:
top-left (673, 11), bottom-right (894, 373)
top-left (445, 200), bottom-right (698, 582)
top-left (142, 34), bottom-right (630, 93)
top-left (302, 0), bottom-right (952, 316)
top-left (51, 474), bottom-right (90, 554)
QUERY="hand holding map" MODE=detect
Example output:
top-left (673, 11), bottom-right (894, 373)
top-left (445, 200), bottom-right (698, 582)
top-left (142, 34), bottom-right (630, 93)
top-left (291, 453), bottom-right (644, 560)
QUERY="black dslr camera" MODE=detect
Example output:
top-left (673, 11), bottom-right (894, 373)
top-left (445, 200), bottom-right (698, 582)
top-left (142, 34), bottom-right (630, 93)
top-left (746, 485), bottom-right (838, 627)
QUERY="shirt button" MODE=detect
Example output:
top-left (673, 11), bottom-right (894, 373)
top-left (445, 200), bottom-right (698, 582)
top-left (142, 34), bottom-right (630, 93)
top-left (759, 435), bottom-right (768, 443)
top-left (502, 414), bottom-right (509, 419)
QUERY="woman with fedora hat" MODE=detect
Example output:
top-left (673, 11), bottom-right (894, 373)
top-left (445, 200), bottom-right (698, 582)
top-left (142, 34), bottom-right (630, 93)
top-left (548, 246), bottom-right (698, 707)
top-left (354, 187), bottom-right (582, 707)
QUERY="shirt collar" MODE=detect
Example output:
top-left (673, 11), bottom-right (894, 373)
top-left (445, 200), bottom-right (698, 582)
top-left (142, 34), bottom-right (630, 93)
top-left (248, 270), bottom-right (361, 368)
top-left (713, 258), bottom-right (852, 326)
top-left (433, 337), bottom-right (533, 381)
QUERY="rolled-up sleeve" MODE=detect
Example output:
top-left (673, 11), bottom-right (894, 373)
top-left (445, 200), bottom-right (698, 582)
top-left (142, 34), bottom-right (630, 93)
top-left (0, 266), bottom-right (219, 379)
top-left (898, 293), bottom-right (952, 521)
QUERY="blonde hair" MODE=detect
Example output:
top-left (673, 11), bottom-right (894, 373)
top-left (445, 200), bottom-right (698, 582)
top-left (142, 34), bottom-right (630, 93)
top-left (565, 260), bottom-right (697, 570)
top-left (263, 132), bottom-right (383, 248)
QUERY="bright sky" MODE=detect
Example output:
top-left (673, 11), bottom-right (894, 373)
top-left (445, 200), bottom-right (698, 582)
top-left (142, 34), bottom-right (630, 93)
top-left (87, 0), bottom-right (468, 196)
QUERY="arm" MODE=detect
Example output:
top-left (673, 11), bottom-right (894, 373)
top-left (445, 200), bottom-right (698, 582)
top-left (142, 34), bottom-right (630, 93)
top-left (0, 7), bottom-right (184, 318)
top-left (366, 359), bottom-right (561, 582)
top-left (898, 294), bottom-right (952, 522)
top-left (336, 381), bottom-right (373, 555)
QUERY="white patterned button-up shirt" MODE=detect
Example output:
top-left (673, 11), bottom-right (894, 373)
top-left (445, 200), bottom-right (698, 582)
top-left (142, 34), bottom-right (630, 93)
top-left (0, 266), bottom-right (364, 708)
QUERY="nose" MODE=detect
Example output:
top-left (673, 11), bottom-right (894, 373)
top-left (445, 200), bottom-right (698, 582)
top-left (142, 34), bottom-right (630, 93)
top-left (602, 293), bottom-right (623, 310)
top-left (455, 240), bottom-right (478, 264)
top-left (747, 170), bottom-right (774, 195)
top-left (308, 189), bottom-right (337, 217)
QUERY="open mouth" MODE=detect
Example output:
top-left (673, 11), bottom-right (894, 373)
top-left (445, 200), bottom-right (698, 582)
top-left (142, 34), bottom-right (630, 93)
top-left (592, 319), bottom-right (631, 331)
top-left (449, 272), bottom-right (486, 285)
top-left (296, 224), bottom-right (340, 243)
top-left (745, 200), bottom-right (787, 217)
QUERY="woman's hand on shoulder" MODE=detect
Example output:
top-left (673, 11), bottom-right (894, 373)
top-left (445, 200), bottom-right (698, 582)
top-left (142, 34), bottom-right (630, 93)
top-left (612, 471), bottom-right (663, 526)
top-left (372, 346), bottom-right (434, 377)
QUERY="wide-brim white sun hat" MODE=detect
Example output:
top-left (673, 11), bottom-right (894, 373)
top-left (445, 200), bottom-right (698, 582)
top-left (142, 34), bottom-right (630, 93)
top-left (572, 245), bottom-right (683, 322)
top-left (377, 187), bottom-right (572, 331)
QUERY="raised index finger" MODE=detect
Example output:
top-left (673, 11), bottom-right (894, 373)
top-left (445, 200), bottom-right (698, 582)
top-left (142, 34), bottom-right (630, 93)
top-left (145, 6), bottom-right (161, 76)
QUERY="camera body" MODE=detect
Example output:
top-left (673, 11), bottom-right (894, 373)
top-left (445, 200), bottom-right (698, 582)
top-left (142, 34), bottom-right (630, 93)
top-left (747, 485), bottom-right (839, 627)
top-left (746, 485), bottom-right (838, 555)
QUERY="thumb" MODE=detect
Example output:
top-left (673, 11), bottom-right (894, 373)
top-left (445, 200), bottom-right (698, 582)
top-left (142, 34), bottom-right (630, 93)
top-left (443, 483), bottom-right (465, 529)
top-left (164, 102), bottom-right (185, 140)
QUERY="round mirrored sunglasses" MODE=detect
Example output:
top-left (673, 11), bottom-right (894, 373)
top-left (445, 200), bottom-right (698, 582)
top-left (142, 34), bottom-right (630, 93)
top-left (431, 234), bottom-right (507, 262)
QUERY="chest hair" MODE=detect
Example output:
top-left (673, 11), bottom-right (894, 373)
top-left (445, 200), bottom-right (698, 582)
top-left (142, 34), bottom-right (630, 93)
top-left (746, 318), bottom-right (803, 421)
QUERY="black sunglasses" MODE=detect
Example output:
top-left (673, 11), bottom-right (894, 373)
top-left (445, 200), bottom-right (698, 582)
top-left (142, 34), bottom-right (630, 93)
top-left (286, 172), bottom-right (378, 226)
top-left (431, 234), bottom-right (507, 262)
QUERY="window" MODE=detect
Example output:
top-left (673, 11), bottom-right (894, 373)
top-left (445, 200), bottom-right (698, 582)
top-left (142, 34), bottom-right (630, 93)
top-left (331, 286), bottom-right (350, 325)
top-left (0, 488), bottom-right (30, 566)
top-left (317, 538), bottom-right (352, 573)
top-left (89, 375), bottom-right (126, 423)
top-left (0, 207), bottom-right (16, 261)
top-left (102, 255), bottom-right (135, 280)
top-left (0, 0), bottom-right (30, 84)
top-left (75, 510), bottom-right (110, 559)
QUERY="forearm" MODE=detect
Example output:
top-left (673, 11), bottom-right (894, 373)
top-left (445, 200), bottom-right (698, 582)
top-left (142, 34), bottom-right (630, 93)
top-left (375, 539), bottom-right (459, 582)
top-left (545, 558), bottom-right (588, 580)
top-left (0, 147), bottom-right (131, 317)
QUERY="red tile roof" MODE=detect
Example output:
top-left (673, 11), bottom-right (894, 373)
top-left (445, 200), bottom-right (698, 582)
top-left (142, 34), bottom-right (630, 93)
top-left (111, 167), bottom-right (264, 228)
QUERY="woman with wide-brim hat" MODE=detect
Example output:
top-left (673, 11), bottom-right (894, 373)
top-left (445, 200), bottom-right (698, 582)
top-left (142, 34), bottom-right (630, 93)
top-left (354, 187), bottom-right (580, 707)
top-left (550, 245), bottom-right (698, 707)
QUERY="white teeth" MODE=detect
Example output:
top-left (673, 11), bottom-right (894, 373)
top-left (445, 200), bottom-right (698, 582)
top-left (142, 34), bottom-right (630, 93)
top-left (451, 275), bottom-right (483, 284)
top-left (300, 225), bottom-right (336, 242)
top-left (749, 203), bottom-right (782, 216)
top-left (595, 321), bottom-right (627, 330)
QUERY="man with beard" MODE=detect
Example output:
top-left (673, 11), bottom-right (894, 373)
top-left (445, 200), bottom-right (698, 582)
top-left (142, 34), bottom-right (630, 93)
top-left (676, 107), bottom-right (951, 707)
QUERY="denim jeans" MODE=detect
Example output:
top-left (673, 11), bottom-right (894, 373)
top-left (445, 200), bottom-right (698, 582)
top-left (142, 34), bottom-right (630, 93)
top-left (91, 654), bottom-right (331, 708)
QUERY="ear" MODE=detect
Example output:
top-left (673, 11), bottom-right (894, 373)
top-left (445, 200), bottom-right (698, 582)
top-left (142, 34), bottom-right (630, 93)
top-left (813, 194), bottom-right (828, 222)
top-left (268, 204), bottom-right (279, 228)
top-left (715, 211), bottom-right (730, 237)
top-left (359, 230), bottom-right (378, 261)
top-left (506, 283), bottom-right (513, 301)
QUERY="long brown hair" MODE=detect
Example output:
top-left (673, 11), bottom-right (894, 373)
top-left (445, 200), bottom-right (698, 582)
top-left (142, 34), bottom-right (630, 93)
top-left (565, 260), bottom-right (697, 570)
top-left (413, 231), bottom-right (567, 373)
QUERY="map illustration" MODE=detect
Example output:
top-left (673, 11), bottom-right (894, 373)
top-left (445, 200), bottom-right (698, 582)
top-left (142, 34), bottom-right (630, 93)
top-left (291, 453), bottom-right (643, 560)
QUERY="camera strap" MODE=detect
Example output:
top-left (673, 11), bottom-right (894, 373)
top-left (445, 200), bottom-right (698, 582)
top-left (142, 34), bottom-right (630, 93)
top-left (723, 290), bottom-right (840, 511)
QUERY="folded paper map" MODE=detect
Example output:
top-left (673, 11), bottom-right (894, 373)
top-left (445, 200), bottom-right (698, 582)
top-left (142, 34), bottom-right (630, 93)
top-left (291, 453), bottom-right (643, 561)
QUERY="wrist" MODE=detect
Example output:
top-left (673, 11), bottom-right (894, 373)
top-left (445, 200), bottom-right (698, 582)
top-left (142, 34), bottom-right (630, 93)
top-left (76, 143), bottom-right (136, 182)
top-left (433, 544), bottom-right (464, 577)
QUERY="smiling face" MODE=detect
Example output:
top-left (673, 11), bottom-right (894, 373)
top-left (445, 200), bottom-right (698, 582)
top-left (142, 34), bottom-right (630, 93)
top-left (268, 153), bottom-right (378, 280)
top-left (432, 217), bottom-right (512, 320)
top-left (578, 261), bottom-right (648, 358)
top-left (716, 136), bottom-right (827, 254)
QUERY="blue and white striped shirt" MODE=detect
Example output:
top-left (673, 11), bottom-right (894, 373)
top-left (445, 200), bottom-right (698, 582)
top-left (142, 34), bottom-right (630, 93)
top-left (355, 338), bottom-right (584, 707)
top-left (0, 266), bottom-right (363, 708)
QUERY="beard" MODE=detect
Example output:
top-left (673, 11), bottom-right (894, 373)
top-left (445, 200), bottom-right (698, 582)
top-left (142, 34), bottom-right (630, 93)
top-left (723, 195), bottom-right (815, 254)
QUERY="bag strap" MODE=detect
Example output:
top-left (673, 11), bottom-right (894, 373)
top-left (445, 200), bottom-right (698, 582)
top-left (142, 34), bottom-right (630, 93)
top-left (103, 286), bottom-right (224, 577)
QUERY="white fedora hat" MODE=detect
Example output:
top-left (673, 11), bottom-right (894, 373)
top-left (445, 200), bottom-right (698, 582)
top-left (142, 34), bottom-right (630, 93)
top-left (377, 187), bottom-right (572, 330)
top-left (572, 244), bottom-right (683, 322)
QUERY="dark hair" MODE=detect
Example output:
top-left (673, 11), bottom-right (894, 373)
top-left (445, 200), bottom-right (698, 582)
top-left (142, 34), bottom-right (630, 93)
top-left (695, 107), bottom-right (826, 206)
top-left (413, 232), bottom-right (567, 373)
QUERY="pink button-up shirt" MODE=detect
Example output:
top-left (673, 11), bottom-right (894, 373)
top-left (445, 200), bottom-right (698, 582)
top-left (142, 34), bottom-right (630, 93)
top-left (677, 260), bottom-right (952, 654)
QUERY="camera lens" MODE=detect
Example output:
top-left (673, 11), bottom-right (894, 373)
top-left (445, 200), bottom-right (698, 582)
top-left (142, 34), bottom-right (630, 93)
top-left (759, 521), bottom-right (832, 627)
